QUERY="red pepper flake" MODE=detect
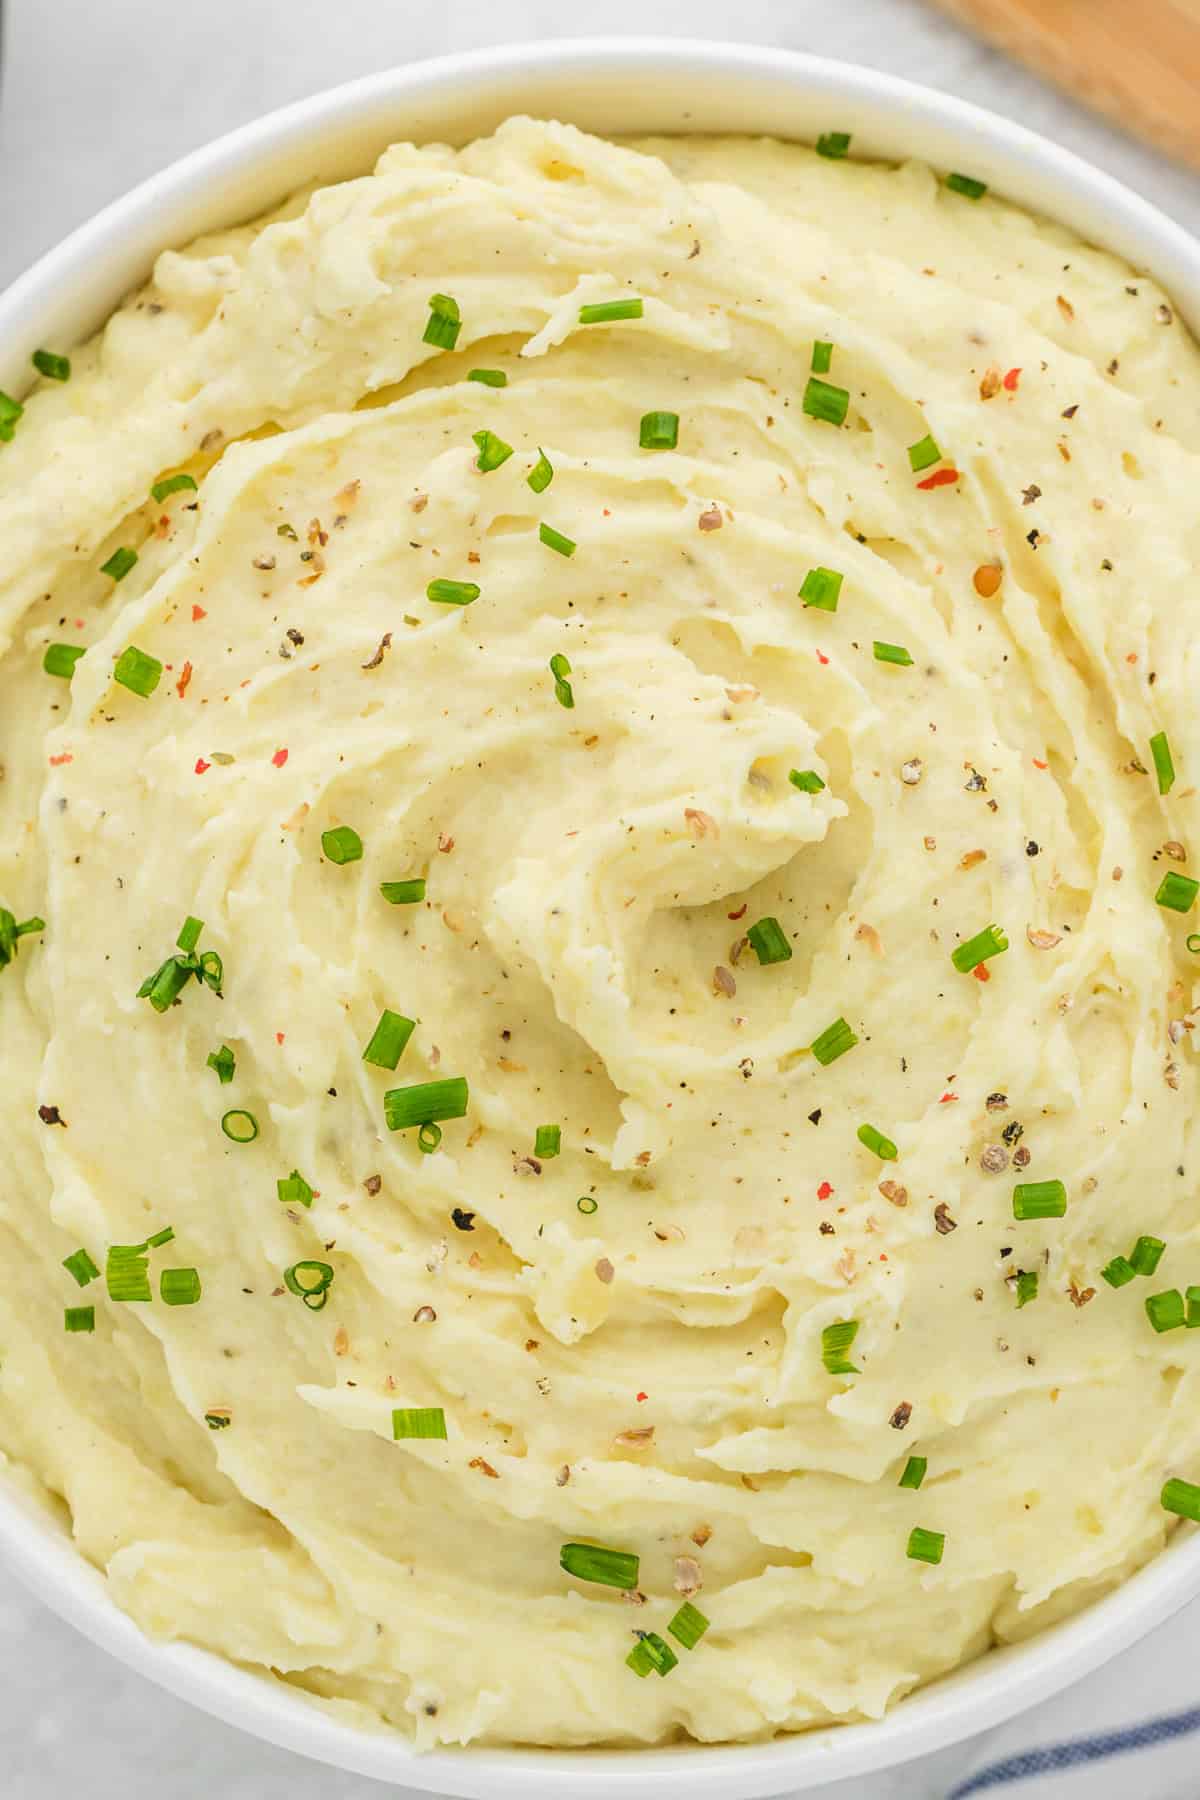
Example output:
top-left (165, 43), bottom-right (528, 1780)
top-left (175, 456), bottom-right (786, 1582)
top-left (49, 752), bottom-right (73, 767)
top-left (192, 605), bottom-right (207, 622)
top-left (728, 903), bottom-right (748, 921)
top-left (1003, 367), bottom-right (1022, 391)
top-left (275, 1032), bottom-right (285, 1045)
top-left (636, 1391), bottom-right (648, 1402)
top-left (176, 660), bottom-right (193, 698)
top-left (938, 1091), bottom-right (958, 1105)
top-left (972, 963), bottom-right (991, 983)
top-left (917, 467), bottom-right (960, 490)
top-left (272, 748), bottom-right (289, 768)
top-left (817, 1180), bottom-right (834, 1201)
top-left (1032, 757), bottom-right (1048, 770)
top-left (816, 649), bottom-right (829, 666)
top-left (194, 758), bottom-right (210, 775)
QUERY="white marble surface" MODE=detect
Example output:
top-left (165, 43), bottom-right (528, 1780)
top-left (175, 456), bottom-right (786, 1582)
top-left (2, 2), bottom-right (1200, 1794)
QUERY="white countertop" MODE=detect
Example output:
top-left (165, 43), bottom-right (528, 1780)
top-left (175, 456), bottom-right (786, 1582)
top-left (2, 2), bottom-right (1199, 1795)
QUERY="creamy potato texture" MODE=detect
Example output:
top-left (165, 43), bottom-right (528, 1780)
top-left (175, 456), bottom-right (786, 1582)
top-left (3, 119), bottom-right (1200, 1749)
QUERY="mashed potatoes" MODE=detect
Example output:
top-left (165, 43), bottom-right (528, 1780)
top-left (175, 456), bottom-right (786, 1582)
top-left (2, 118), bottom-right (1200, 1749)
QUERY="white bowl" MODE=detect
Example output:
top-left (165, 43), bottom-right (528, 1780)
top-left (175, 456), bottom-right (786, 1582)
top-left (3, 36), bottom-right (1199, 1799)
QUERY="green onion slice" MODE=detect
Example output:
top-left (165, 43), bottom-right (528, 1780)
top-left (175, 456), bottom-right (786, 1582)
top-left (417, 1121), bottom-right (443, 1154)
top-left (160, 1267), bottom-right (202, 1306)
top-left (0, 910), bottom-right (44, 972)
top-left (1163, 1477), bottom-right (1200, 1521)
top-left (1015, 1269), bottom-right (1039, 1308)
top-left (638, 1632), bottom-right (679, 1676)
top-left (363, 1009), bottom-right (416, 1071)
top-left (908, 434), bottom-right (941, 473)
top-left (951, 923), bottom-right (1009, 974)
top-left (873, 640), bottom-right (914, 667)
top-left (667, 1601), bottom-right (709, 1649)
top-left (33, 348), bottom-right (71, 381)
top-left (946, 172), bottom-right (987, 200)
top-left (1130, 1235), bottom-right (1166, 1277)
top-left (1101, 1255), bottom-right (1136, 1289)
top-left (550, 652), bottom-right (574, 709)
top-left (810, 1017), bottom-right (858, 1066)
top-left (426, 578), bottom-right (480, 606)
top-left (539, 522), bottom-right (576, 557)
top-left (811, 341), bottom-right (833, 374)
top-left (857, 1123), bottom-right (898, 1161)
top-left (106, 1245), bottom-right (151, 1304)
top-left (207, 1045), bottom-right (236, 1084)
top-left (284, 1260), bottom-right (334, 1310)
top-left (384, 1076), bottom-right (469, 1133)
top-left (559, 1542), bottom-right (640, 1588)
top-left (1156, 871), bottom-right (1199, 914)
top-left (467, 368), bottom-right (507, 387)
top-left (65, 1305), bottom-right (95, 1333)
top-left (789, 769), bottom-right (825, 793)
top-left (381, 878), bottom-right (425, 905)
top-left (821, 1319), bottom-right (860, 1375)
top-left (1150, 731), bottom-right (1176, 795)
top-left (151, 473), bottom-right (198, 504)
top-left (43, 643), bottom-right (86, 679)
top-left (578, 299), bottom-right (644, 324)
top-left (576, 1195), bottom-right (598, 1214)
top-left (101, 547), bottom-right (138, 582)
top-left (1187, 1286), bottom-right (1200, 1329)
top-left (527, 448), bottom-right (554, 493)
top-left (322, 826), bottom-right (363, 865)
top-left (800, 566), bottom-right (844, 612)
top-left (907, 1527), bottom-right (945, 1564)
top-left (423, 293), bottom-right (461, 350)
top-left (816, 131), bottom-right (852, 158)
top-left (277, 1169), bottom-right (314, 1208)
top-left (221, 1109), bottom-right (259, 1144)
top-left (535, 1124), bottom-right (561, 1159)
top-left (1012, 1179), bottom-right (1067, 1221)
top-left (393, 1406), bottom-right (448, 1440)
top-left (113, 645), bottom-right (161, 696)
top-left (746, 916), bottom-right (792, 965)
top-left (899, 1455), bottom-right (927, 1490)
top-left (473, 428), bottom-right (513, 472)
top-left (1146, 1289), bottom-right (1186, 1333)
top-left (63, 1248), bottom-right (100, 1288)
top-left (145, 1227), bottom-right (175, 1248)
top-left (176, 915), bottom-right (204, 955)
top-left (639, 410), bottom-right (679, 450)
top-left (626, 1641), bottom-right (657, 1678)
top-left (803, 376), bottom-right (849, 426)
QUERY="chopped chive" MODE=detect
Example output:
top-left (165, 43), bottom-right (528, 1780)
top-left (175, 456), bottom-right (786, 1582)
top-left (467, 368), bottom-right (507, 387)
top-left (472, 427), bottom-right (513, 472)
top-left (423, 293), bottom-right (461, 350)
top-left (65, 1306), bottom-right (95, 1333)
top-left (550, 652), bottom-right (574, 709)
top-left (1130, 1235), bottom-right (1166, 1277)
top-left (1015, 1269), bottom-right (1039, 1308)
top-left (667, 1601), bottom-right (710, 1649)
top-left (873, 641), bottom-right (914, 667)
top-left (0, 390), bottom-right (23, 440)
top-left (151, 472), bottom-right (198, 503)
top-left (277, 1169), bottom-right (314, 1208)
top-left (0, 910), bottom-right (43, 973)
top-left (746, 916), bottom-right (792, 965)
top-left (527, 448), bottom-right (554, 493)
top-left (1156, 870), bottom-right (1198, 914)
top-left (821, 1318), bottom-right (860, 1375)
top-left (539, 522), bottom-right (576, 557)
top-left (137, 954), bottom-right (194, 1012)
top-left (899, 1455), bottom-right (927, 1490)
top-left (576, 1195), bottom-right (598, 1214)
top-left (1187, 1286), bottom-right (1200, 1328)
top-left (803, 376), bottom-right (849, 426)
top-left (811, 341), bottom-right (833, 374)
top-left (626, 1640), bottom-right (657, 1678)
top-left (113, 645), bottom-right (161, 697)
top-left (393, 1406), bottom-right (448, 1440)
top-left (559, 1542), bottom-right (640, 1588)
top-left (789, 769), bottom-right (825, 793)
top-left (384, 1076), bottom-right (469, 1133)
top-left (63, 1248), bottom-right (100, 1288)
top-left (1163, 1477), bottom-right (1200, 1521)
top-left (951, 923), bottom-right (1009, 974)
top-left (908, 434), bottom-right (942, 473)
top-left (800, 565), bottom-right (844, 612)
top-left (816, 131), bottom-right (852, 159)
top-left (43, 643), bottom-right (86, 679)
top-left (811, 1016), bottom-right (858, 1066)
top-left (284, 1260), bottom-right (334, 1309)
top-left (638, 1632), bottom-right (679, 1676)
top-left (1013, 1179), bottom-right (1067, 1221)
top-left (1150, 731), bottom-right (1175, 795)
top-left (106, 1245), bottom-right (151, 1304)
top-left (1190, 935), bottom-right (1200, 954)
top-left (1101, 1255), bottom-right (1136, 1289)
top-left (426, 577), bottom-right (480, 606)
top-left (381, 878), bottom-right (426, 905)
top-left (198, 950), bottom-right (223, 995)
top-left (535, 1124), bottom-right (561, 1159)
top-left (322, 826), bottom-right (363, 865)
top-left (1146, 1289), bottom-right (1186, 1332)
top-left (145, 1226), bottom-right (175, 1249)
top-left (33, 348), bottom-right (70, 381)
top-left (907, 1527), bottom-right (945, 1565)
top-left (207, 1045), bottom-right (236, 1084)
top-left (160, 1267), bottom-right (201, 1306)
top-left (639, 410), bottom-right (679, 450)
top-left (578, 299), bottom-right (643, 324)
top-left (176, 915), bottom-right (204, 955)
top-left (857, 1123), bottom-right (898, 1161)
top-left (221, 1109), bottom-right (258, 1143)
top-left (946, 172), bottom-right (987, 200)
top-left (101, 547), bottom-right (138, 582)
top-left (417, 1121), bottom-right (442, 1154)
top-left (363, 1009), bottom-right (416, 1071)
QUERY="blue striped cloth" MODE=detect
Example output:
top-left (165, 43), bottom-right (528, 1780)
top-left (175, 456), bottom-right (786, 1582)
top-left (810, 1595), bottom-right (1200, 1800)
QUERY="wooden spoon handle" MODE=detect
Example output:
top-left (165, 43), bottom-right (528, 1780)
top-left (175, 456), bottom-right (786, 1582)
top-left (928, 0), bottom-right (1200, 168)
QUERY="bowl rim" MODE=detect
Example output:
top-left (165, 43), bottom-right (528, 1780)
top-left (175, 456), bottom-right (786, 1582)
top-left (3, 34), bottom-right (1200, 1799)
